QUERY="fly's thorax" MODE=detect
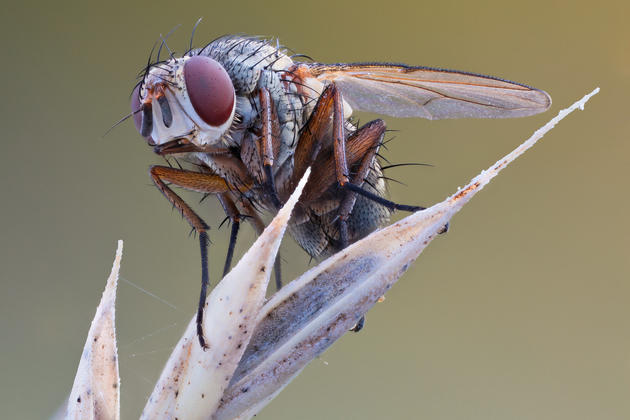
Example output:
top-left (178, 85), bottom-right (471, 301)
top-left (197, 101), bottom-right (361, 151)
top-left (201, 36), bottom-right (295, 94)
top-left (132, 55), bottom-right (237, 148)
top-left (202, 37), bottom-right (309, 167)
top-left (197, 37), bottom-right (354, 170)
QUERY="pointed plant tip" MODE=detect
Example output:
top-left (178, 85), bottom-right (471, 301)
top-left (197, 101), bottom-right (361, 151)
top-left (67, 241), bottom-right (122, 420)
top-left (112, 240), bottom-right (123, 279)
top-left (579, 87), bottom-right (599, 109)
top-left (442, 87), bottom-right (600, 214)
top-left (278, 166), bottom-right (311, 218)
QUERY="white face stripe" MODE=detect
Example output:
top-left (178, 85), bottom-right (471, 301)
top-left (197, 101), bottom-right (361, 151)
top-left (149, 88), bottom-right (195, 144)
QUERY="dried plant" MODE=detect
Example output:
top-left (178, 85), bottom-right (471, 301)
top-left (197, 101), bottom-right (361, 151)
top-left (66, 240), bottom-right (122, 420)
top-left (65, 88), bottom-right (598, 419)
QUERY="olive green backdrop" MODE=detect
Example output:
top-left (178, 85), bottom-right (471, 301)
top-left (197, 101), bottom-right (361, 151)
top-left (1, 1), bottom-right (628, 418)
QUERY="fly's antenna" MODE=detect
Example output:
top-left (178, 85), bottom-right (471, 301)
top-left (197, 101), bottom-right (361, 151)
top-left (102, 111), bottom-right (136, 138)
top-left (102, 79), bottom-right (146, 138)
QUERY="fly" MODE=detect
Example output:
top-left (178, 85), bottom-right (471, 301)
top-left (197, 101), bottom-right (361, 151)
top-left (129, 31), bottom-right (551, 349)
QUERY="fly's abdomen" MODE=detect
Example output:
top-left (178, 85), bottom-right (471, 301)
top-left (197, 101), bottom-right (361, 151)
top-left (289, 162), bottom-right (391, 259)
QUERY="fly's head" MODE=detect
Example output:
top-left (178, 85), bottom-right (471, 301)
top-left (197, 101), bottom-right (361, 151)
top-left (131, 55), bottom-right (236, 151)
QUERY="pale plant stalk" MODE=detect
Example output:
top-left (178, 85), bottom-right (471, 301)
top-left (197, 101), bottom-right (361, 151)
top-left (66, 240), bottom-right (122, 420)
top-left (66, 88), bottom-right (599, 420)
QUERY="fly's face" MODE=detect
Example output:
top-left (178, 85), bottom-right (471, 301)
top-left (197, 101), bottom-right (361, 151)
top-left (131, 55), bottom-right (236, 149)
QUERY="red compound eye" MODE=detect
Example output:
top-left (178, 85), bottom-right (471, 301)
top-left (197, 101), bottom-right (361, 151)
top-left (184, 56), bottom-right (235, 126)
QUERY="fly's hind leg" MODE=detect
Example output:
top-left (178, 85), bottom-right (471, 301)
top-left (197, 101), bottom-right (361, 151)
top-left (337, 119), bottom-right (388, 249)
top-left (327, 84), bottom-right (425, 214)
top-left (336, 120), bottom-right (388, 333)
top-left (331, 83), bottom-right (433, 332)
top-left (293, 85), bottom-right (389, 333)
top-left (297, 83), bottom-right (425, 215)
top-left (149, 165), bottom-right (231, 349)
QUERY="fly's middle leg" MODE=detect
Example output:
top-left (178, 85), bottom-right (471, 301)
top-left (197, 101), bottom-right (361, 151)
top-left (325, 83), bottom-right (430, 215)
top-left (240, 199), bottom-right (284, 291)
top-left (216, 193), bottom-right (242, 278)
top-left (258, 86), bottom-right (282, 208)
top-left (216, 193), bottom-right (283, 290)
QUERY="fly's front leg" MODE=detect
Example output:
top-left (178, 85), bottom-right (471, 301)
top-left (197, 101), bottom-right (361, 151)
top-left (258, 87), bottom-right (282, 208)
top-left (150, 166), bottom-right (228, 234)
top-left (149, 166), bottom-right (231, 349)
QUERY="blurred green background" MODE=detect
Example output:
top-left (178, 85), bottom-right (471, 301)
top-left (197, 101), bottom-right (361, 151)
top-left (1, 0), bottom-right (628, 418)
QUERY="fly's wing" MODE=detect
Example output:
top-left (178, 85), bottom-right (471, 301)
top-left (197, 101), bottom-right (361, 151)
top-left (305, 63), bottom-right (551, 119)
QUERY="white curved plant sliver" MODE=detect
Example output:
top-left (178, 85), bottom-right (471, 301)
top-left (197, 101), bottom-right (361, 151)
top-left (67, 240), bottom-right (122, 420)
top-left (141, 168), bottom-right (311, 420)
top-left (214, 88), bottom-right (600, 419)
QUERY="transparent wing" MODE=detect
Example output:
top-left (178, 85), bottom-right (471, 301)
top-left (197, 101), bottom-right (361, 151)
top-left (306, 63), bottom-right (551, 119)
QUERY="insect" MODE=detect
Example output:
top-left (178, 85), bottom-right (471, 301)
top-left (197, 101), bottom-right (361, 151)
top-left (130, 32), bottom-right (551, 349)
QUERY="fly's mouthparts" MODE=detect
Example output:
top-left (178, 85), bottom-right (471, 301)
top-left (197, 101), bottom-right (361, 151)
top-left (153, 137), bottom-right (195, 155)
